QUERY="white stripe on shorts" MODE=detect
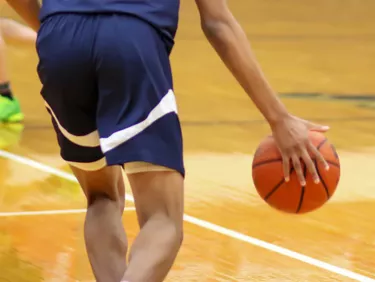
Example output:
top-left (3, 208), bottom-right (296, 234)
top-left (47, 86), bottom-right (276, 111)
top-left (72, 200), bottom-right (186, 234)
top-left (45, 101), bottom-right (100, 147)
top-left (100, 89), bottom-right (178, 153)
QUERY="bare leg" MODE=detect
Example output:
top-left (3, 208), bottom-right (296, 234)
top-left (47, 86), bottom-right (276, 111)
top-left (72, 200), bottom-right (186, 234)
top-left (0, 18), bottom-right (36, 43)
top-left (123, 170), bottom-right (184, 282)
top-left (0, 18), bottom-right (36, 96)
top-left (70, 165), bottom-right (128, 282)
top-left (0, 30), bottom-right (9, 84)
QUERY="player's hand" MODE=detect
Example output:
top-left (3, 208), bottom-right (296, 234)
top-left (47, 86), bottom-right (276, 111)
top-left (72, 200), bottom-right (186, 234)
top-left (270, 114), bottom-right (330, 186)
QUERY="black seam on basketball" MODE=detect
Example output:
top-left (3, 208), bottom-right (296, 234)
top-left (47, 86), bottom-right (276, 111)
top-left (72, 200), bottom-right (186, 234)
top-left (311, 158), bottom-right (339, 168)
top-left (326, 160), bottom-right (340, 168)
top-left (264, 178), bottom-right (285, 201)
top-left (252, 158), bottom-right (283, 169)
top-left (330, 144), bottom-right (339, 160)
top-left (296, 165), bottom-right (307, 213)
top-left (315, 159), bottom-right (330, 199)
top-left (317, 138), bottom-right (328, 150)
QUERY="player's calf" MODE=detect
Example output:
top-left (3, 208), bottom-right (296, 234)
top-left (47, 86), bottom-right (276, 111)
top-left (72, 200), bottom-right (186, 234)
top-left (127, 213), bottom-right (183, 282)
top-left (123, 169), bottom-right (184, 282)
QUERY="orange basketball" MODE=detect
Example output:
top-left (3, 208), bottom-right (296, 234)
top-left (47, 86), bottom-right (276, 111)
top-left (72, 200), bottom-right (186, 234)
top-left (252, 132), bottom-right (340, 214)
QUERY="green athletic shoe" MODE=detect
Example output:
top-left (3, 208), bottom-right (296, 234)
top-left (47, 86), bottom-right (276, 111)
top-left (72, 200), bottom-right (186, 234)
top-left (0, 96), bottom-right (24, 123)
top-left (0, 123), bottom-right (24, 149)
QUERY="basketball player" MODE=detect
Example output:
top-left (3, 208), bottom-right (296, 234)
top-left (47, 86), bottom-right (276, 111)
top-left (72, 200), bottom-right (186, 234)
top-left (0, 16), bottom-right (36, 122)
top-left (6, 0), bottom-right (330, 281)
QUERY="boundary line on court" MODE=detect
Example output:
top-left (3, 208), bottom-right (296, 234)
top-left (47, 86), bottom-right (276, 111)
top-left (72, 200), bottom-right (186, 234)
top-left (0, 149), bottom-right (374, 282)
top-left (0, 207), bottom-right (135, 217)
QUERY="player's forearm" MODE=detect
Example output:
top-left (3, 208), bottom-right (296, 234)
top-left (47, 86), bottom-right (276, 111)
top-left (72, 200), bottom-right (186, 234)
top-left (5, 0), bottom-right (40, 32)
top-left (202, 17), bottom-right (289, 125)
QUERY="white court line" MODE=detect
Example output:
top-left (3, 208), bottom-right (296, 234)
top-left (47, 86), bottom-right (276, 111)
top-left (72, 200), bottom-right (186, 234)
top-left (0, 207), bottom-right (135, 217)
top-left (0, 149), bottom-right (373, 282)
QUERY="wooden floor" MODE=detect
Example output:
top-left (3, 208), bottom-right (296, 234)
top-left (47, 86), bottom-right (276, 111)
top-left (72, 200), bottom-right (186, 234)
top-left (1, 0), bottom-right (375, 281)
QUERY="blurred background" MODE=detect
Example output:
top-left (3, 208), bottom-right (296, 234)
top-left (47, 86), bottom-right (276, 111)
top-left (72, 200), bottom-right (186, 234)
top-left (0, 0), bottom-right (375, 281)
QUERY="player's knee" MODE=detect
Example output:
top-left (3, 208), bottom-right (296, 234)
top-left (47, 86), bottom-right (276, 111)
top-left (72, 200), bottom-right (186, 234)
top-left (179, 229), bottom-right (184, 247)
top-left (70, 166), bottom-right (124, 208)
top-left (85, 179), bottom-right (125, 209)
top-left (162, 216), bottom-right (184, 252)
top-left (88, 192), bottom-right (112, 206)
top-left (118, 196), bottom-right (125, 212)
top-left (87, 191), bottom-right (123, 209)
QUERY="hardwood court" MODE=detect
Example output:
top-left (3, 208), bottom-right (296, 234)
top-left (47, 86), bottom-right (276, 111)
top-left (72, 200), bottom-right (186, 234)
top-left (1, 0), bottom-right (375, 281)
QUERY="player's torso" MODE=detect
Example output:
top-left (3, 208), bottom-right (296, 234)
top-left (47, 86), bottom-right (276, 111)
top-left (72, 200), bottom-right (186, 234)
top-left (40, 0), bottom-right (180, 42)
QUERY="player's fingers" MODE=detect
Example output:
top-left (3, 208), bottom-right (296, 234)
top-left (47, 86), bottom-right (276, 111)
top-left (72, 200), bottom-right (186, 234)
top-left (309, 143), bottom-right (330, 171)
top-left (282, 154), bottom-right (290, 182)
top-left (291, 153), bottom-right (306, 186)
top-left (300, 146), bottom-right (319, 184)
top-left (306, 122), bottom-right (330, 132)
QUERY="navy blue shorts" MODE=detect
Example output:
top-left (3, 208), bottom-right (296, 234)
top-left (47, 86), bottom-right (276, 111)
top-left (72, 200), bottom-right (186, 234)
top-left (37, 13), bottom-right (184, 176)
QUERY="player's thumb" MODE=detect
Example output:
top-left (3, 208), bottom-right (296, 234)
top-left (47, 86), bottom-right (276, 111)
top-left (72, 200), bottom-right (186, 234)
top-left (306, 121), bottom-right (330, 132)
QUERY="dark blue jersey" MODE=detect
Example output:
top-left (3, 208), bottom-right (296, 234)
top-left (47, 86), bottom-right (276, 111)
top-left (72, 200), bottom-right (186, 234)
top-left (39, 0), bottom-right (180, 48)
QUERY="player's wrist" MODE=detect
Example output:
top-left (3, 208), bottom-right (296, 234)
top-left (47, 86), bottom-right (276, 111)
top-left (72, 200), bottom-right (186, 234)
top-left (264, 104), bottom-right (290, 129)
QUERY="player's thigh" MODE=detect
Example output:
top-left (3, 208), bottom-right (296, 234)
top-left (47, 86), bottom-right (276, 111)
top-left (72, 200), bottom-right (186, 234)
top-left (37, 14), bottom-right (100, 169)
top-left (95, 14), bottom-right (184, 174)
top-left (70, 165), bottom-right (124, 205)
top-left (127, 170), bottom-right (184, 229)
top-left (37, 14), bottom-right (125, 202)
top-left (93, 14), bottom-right (185, 218)
top-left (47, 105), bottom-right (125, 202)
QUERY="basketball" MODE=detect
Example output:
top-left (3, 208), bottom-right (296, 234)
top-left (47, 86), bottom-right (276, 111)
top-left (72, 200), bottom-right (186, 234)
top-left (252, 131), bottom-right (340, 214)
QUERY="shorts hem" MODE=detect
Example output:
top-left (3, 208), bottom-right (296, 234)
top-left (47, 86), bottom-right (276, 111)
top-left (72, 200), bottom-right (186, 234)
top-left (106, 151), bottom-right (185, 177)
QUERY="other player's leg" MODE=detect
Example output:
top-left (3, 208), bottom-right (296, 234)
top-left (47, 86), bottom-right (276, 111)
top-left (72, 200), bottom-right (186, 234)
top-left (0, 18), bottom-right (36, 43)
top-left (0, 27), bottom-right (23, 122)
top-left (0, 18), bottom-right (36, 123)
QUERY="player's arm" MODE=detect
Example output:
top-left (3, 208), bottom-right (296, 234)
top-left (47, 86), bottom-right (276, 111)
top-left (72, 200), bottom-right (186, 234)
top-left (195, 0), bottom-right (329, 185)
top-left (5, 0), bottom-right (40, 31)
top-left (195, 0), bottom-right (287, 124)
